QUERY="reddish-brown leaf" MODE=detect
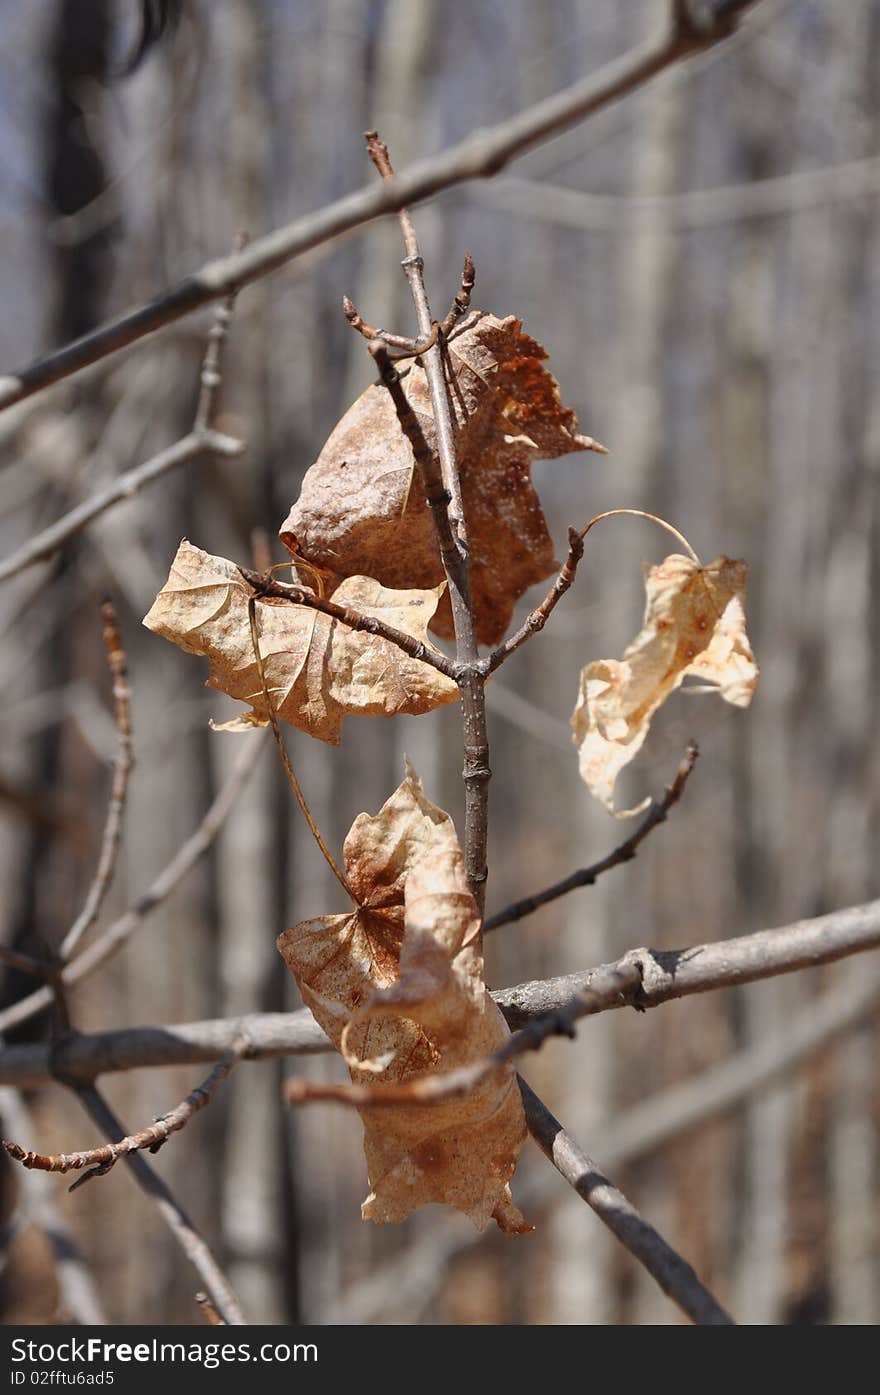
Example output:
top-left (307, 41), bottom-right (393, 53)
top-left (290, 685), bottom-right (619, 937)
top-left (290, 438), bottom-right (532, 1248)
top-left (277, 764), bottom-right (529, 1232)
top-left (280, 312), bottom-right (604, 645)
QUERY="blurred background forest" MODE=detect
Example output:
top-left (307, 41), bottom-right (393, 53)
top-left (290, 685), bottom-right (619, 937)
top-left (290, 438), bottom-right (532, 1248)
top-left (1, 0), bottom-right (879, 1325)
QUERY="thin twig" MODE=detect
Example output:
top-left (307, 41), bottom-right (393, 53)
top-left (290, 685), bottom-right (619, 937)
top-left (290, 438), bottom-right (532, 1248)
top-left (342, 295), bottom-right (438, 358)
top-left (238, 567), bottom-right (457, 680)
top-left (518, 1078), bottom-right (734, 1325)
top-left (486, 527), bottom-right (586, 673)
top-left (4, 1044), bottom-right (244, 1191)
top-left (60, 602), bottom-right (133, 961)
top-left (0, 1), bottom-right (763, 415)
top-left (73, 1084), bottom-right (246, 1325)
top-left (5, 899), bottom-right (880, 1089)
top-left (246, 598), bottom-right (353, 899)
top-left (283, 898), bottom-right (880, 1109)
top-left (0, 735), bottom-right (264, 1035)
top-left (0, 946), bottom-right (45, 976)
top-left (0, 429), bottom-right (244, 585)
top-left (484, 743), bottom-right (698, 930)
top-left (193, 232), bottom-right (246, 432)
top-left (438, 253), bottom-right (476, 337)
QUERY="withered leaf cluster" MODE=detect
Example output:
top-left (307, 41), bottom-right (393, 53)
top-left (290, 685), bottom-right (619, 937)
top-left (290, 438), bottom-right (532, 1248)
top-left (278, 764), bottom-right (529, 1233)
top-left (143, 298), bottom-right (757, 1232)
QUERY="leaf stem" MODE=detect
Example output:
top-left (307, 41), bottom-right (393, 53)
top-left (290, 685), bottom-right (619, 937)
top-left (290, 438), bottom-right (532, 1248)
top-left (247, 598), bottom-right (354, 901)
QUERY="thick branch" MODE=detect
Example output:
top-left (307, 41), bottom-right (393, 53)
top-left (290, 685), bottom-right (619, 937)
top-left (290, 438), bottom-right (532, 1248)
top-left (238, 567), bottom-right (457, 680)
top-left (0, 735), bottom-right (264, 1035)
top-left (284, 899), bottom-right (880, 1108)
top-left (6, 899), bottom-right (878, 1088)
top-left (519, 1079), bottom-right (734, 1325)
top-left (484, 743), bottom-right (698, 931)
top-left (0, 6), bottom-right (762, 408)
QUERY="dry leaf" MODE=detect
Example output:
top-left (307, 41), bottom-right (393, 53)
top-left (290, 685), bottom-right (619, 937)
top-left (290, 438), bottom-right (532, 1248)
top-left (143, 540), bottom-right (458, 744)
top-left (277, 764), bottom-right (529, 1233)
top-left (280, 311), bottom-right (603, 645)
top-left (573, 555), bottom-right (758, 814)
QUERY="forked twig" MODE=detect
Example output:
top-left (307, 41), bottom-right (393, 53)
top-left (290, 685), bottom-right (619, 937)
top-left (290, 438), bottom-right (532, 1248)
top-left (3, 1042), bottom-right (246, 1191)
top-left (73, 1084), bottom-right (246, 1325)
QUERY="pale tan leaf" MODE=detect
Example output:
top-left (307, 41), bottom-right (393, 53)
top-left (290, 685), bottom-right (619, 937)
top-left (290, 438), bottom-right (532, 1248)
top-left (143, 540), bottom-right (458, 744)
top-left (280, 311), bottom-right (604, 645)
top-left (572, 555), bottom-right (758, 814)
top-left (277, 764), bottom-right (529, 1233)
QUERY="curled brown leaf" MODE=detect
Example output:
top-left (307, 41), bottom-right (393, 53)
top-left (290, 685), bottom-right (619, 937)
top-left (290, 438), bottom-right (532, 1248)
top-left (573, 555), bottom-right (758, 814)
top-left (280, 312), bottom-right (605, 645)
top-left (277, 764), bottom-right (529, 1233)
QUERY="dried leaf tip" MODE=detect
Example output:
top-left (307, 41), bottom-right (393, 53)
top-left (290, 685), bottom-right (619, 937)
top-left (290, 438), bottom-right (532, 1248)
top-left (573, 555), bottom-right (757, 815)
top-left (576, 432), bottom-right (609, 455)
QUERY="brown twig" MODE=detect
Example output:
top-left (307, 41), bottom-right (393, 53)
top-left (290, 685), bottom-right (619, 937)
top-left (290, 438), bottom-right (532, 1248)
top-left (73, 1084), bottom-right (246, 1325)
top-left (0, 734), bottom-right (264, 1036)
top-left (0, 946), bottom-right (45, 977)
top-left (4, 1045), bottom-right (244, 1192)
top-left (484, 743), bottom-right (699, 931)
top-left (518, 1078), bottom-right (734, 1325)
top-left (362, 132), bottom-right (490, 913)
top-left (283, 897), bottom-right (880, 1109)
top-left (238, 567), bottom-right (457, 680)
top-left (486, 527), bottom-right (587, 674)
top-left (59, 602), bottom-right (133, 961)
top-left (438, 253), bottom-right (476, 337)
top-left (342, 295), bottom-right (438, 358)
top-left (0, 1), bottom-right (763, 415)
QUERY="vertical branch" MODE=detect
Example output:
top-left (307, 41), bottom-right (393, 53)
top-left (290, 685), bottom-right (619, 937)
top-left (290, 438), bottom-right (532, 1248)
top-left (60, 602), bottom-right (133, 961)
top-left (363, 132), bottom-right (491, 913)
